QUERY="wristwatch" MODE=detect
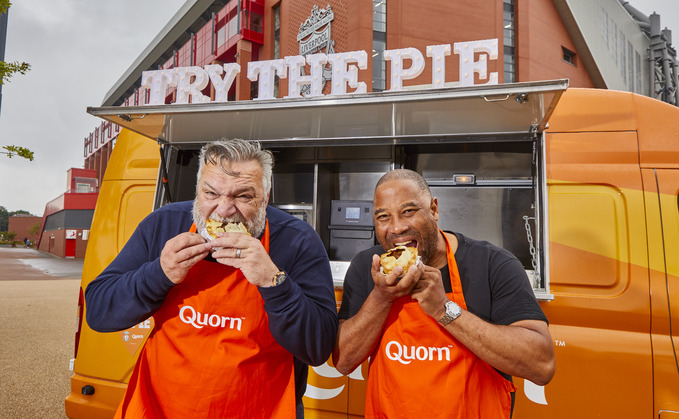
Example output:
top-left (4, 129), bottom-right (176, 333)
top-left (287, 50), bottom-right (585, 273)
top-left (271, 270), bottom-right (286, 287)
top-left (437, 300), bottom-right (462, 326)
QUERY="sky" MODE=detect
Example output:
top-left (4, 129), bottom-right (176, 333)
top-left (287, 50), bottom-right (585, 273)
top-left (0, 0), bottom-right (185, 215)
top-left (0, 0), bottom-right (677, 217)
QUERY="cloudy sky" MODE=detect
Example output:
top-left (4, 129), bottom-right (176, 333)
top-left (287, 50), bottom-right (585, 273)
top-left (0, 0), bottom-right (677, 216)
top-left (0, 0), bottom-right (184, 215)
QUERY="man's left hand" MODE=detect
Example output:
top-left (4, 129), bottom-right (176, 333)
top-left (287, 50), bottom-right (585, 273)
top-left (410, 265), bottom-right (450, 321)
top-left (209, 232), bottom-right (279, 287)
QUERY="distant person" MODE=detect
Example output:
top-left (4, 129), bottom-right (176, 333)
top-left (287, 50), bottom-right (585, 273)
top-left (85, 138), bottom-right (338, 418)
top-left (333, 169), bottom-right (555, 418)
top-left (23, 237), bottom-right (28, 247)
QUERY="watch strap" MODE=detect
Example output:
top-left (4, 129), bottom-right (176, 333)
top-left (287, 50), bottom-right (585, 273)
top-left (437, 300), bottom-right (461, 326)
top-left (271, 270), bottom-right (286, 287)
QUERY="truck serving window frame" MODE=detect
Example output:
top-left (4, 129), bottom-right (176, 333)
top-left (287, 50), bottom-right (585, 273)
top-left (89, 79), bottom-right (567, 300)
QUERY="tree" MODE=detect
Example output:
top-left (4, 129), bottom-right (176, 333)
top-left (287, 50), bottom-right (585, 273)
top-left (0, 1), bottom-right (27, 85)
top-left (0, 207), bottom-right (36, 231)
top-left (6, 231), bottom-right (16, 247)
top-left (0, 56), bottom-right (29, 84)
top-left (1, 0), bottom-right (33, 161)
top-left (0, 206), bottom-right (8, 231)
top-left (29, 221), bottom-right (41, 236)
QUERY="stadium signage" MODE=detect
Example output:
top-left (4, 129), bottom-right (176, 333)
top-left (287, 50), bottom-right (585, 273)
top-left (140, 39), bottom-right (499, 106)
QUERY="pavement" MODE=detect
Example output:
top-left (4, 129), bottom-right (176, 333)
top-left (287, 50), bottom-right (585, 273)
top-left (0, 246), bottom-right (83, 418)
top-left (0, 246), bottom-right (84, 281)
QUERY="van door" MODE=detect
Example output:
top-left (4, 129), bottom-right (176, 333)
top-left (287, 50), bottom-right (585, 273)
top-left (644, 168), bottom-right (679, 415)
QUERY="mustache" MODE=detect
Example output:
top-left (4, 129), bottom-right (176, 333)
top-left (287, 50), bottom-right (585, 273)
top-left (386, 230), bottom-right (420, 243)
top-left (207, 213), bottom-right (246, 225)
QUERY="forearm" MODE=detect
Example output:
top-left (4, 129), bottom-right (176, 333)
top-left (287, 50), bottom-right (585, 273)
top-left (333, 291), bottom-right (393, 375)
top-left (443, 312), bottom-right (555, 385)
top-left (260, 275), bottom-right (338, 366)
top-left (85, 260), bottom-right (174, 332)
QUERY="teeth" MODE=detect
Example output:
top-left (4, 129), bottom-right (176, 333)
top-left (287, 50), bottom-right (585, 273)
top-left (395, 242), bottom-right (409, 246)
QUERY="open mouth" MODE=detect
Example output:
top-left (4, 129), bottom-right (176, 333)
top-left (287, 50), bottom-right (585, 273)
top-left (395, 240), bottom-right (418, 250)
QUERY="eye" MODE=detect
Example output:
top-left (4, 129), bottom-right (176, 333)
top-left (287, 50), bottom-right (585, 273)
top-left (403, 208), bottom-right (417, 216)
top-left (236, 194), bottom-right (254, 203)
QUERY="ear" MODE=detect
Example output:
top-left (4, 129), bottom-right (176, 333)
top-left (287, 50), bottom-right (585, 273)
top-left (430, 197), bottom-right (439, 221)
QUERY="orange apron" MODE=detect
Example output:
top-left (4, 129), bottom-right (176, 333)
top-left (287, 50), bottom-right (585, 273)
top-left (114, 222), bottom-right (296, 418)
top-left (365, 231), bottom-right (517, 419)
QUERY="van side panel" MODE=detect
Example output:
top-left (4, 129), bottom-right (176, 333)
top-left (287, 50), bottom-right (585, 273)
top-left (642, 168), bottom-right (679, 416)
top-left (513, 129), bottom-right (653, 417)
top-left (65, 129), bottom-right (159, 418)
top-left (635, 94), bottom-right (679, 169)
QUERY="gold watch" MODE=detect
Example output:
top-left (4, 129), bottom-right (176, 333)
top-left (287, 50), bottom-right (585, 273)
top-left (272, 270), bottom-right (286, 287)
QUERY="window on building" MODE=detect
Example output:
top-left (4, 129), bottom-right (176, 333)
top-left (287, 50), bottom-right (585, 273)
top-left (636, 51), bottom-right (642, 93)
top-left (628, 42), bottom-right (634, 91)
top-left (503, 0), bottom-right (516, 83)
top-left (611, 22), bottom-right (618, 65)
top-left (601, 9), bottom-right (609, 48)
top-left (273, 4), bottom-right (281, 97)
top-left (562, 47), bottom-right (577, 66)
top-left (620, 31), bottom-right (626, 83)
top-left (373, 0), bottom-right (387, 91)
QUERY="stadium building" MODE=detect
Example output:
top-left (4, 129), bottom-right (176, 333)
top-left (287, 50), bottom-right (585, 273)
top-left (38, 0), bottom-right (679, 256)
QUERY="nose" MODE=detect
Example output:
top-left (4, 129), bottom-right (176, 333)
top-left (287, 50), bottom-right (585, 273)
top-left (214, 196), bottom-right (239, 219)
top-left (387, 215), bottom-right (409, 236)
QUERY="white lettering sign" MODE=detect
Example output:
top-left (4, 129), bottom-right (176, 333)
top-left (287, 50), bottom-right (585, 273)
top-left (385, 340), bottom-right (452, 365)
top-left (139, 39), bottom-right (499, 105)
top-left (178, 305), bottom-right (243, 331)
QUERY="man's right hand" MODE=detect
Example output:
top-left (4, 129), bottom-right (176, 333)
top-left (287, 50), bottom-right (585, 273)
top-left (160, 232), bottom-right (210, 284)
top-left (332, 255), bottom-right (424, 375)
top-left (370, 253), bottom-right (423, 304)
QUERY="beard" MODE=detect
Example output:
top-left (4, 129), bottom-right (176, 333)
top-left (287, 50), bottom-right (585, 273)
top-left (417, 221), bottom-right (440, 266)
top-left (192, 200), bottom-right (268, 238)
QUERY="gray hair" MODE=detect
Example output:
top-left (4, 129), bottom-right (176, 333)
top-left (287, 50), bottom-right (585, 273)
top-left (375, 169), bottom-right (431, 199)
top-left (197, 138), bottom-right (274, 193)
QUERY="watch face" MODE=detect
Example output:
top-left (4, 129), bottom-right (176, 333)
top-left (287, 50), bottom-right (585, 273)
top-left (449, 302), bottom-right (461, 317)
top-left (439, 301), bottom-right (460, 326)
top-left (273, 271), bottom-right (286, 286)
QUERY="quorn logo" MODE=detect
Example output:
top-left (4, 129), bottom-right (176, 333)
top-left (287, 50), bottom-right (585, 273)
top-left (178, 305), bottom-right (243, 331)
top-left (385, 340), bottom-right (452, 365)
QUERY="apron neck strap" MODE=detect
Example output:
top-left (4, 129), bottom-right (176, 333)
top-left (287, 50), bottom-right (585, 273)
top-left (441, 230), bottom-right (467, 309)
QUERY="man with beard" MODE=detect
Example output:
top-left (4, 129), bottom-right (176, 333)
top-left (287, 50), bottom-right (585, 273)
top-left (332, 169), bottom-right (554, 418)
top-left (85, 139), bottom-right (338, 418)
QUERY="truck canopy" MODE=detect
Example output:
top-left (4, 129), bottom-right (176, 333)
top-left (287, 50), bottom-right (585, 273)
top-left (88, 79), bottom-right (568, 146)
top-left (89, 79), bottom-right (570, 299)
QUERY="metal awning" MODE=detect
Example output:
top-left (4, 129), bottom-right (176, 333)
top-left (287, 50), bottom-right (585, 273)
top-left (87, 79), bottom-right (568, 147)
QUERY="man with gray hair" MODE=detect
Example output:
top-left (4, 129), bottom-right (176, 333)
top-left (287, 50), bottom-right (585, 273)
top-left (86, 138), bottom-right (338, 418)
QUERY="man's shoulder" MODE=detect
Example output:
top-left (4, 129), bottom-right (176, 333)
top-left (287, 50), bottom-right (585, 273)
top-left (350, 245), bottom-right (384, 267)
top-left (455, 232), bottom-right (514, 258)
top-left (154, 200), bottom-right (193, 215)
top-left (140, 201), bottom-right (194, 232)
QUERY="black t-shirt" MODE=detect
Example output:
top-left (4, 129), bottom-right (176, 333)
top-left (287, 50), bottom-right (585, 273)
top-left (338, 232), bottom-right (548, 326)
top-left (337, 232), bottom-right (545, 414)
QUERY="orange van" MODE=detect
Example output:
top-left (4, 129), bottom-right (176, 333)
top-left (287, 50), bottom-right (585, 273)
top-left (66, 81), bottom-right (679, 418)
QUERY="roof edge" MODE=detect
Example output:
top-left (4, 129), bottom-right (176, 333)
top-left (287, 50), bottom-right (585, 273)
top-left (101, 0), bottom-right (220, 107)
top-left (551, 0), bottom-right (607, 89)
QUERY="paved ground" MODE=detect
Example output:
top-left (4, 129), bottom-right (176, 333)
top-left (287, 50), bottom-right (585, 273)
top-left (0, 246), bottom-right (82, 419)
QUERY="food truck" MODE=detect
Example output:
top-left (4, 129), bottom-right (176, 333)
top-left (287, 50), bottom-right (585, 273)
top-left (65, 68), bottom-right (679, 418)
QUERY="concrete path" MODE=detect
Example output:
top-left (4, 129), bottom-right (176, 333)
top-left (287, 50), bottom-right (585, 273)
top-left (0, 247), bottom-right (83, 418)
